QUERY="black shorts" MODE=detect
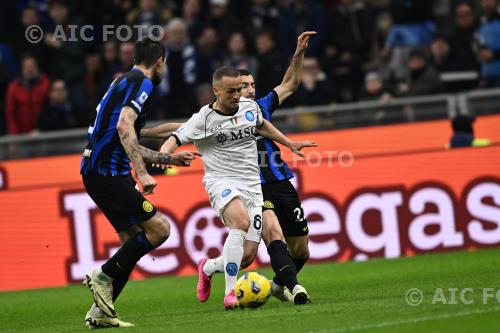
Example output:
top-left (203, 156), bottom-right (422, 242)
top-left (262, 179), bottom-right (308, 237)
top-left (82, 173), bottom-right (158, 232)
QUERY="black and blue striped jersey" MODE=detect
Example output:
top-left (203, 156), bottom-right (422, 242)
top-left (80, 68), bottom-right (153, 176)
top-left (256, 91), bottom-right (294, 184)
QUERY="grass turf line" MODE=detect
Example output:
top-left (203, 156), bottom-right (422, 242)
top-left (0, 248), bottom-right (499, 333)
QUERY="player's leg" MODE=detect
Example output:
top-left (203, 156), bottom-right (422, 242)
top-left (83, 174), bottom-right (169, 318)
top-left (219, 197), bottom-right (249, 308)
top-left (86, 225), bottom-right (142, 324)
top-left (284, 235), bottom-right (310, 274)
top-left (261, 210), bottom-right (297, 298)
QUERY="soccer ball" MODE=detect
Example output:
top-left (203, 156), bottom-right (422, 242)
top-left (235, 272), bottom-right (272, 308)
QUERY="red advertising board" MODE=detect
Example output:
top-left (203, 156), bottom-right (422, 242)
top-left (0, 116), bottom-right (499, 291)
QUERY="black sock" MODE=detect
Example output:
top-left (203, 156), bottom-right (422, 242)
top-left (292, 257), bottom-right (307, 274)
top-left (102, 231), bottom-right (154, 285)
top-left (111, 267), bottom-right (133, 301)
top-left (267, 240), bottom-right (298, 291)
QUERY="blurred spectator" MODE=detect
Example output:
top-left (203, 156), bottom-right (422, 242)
top-left (449, 115), bottom-right (491, 148)
top-left (5, 54), bottom-right (49, 135)
top-left (430, 34), bottom-right (457, 72)
top-left (324, 0), bottom-right (374, 102)
top-left (476, 0), bottom-right (500, 87)
top-left (278, 0), bottom-right (325, 57)
top-left (38, 79), bottom-right (77, 131)
top-left (255, 30), bottom-right (285, 97)
top-left (126, 0), bottom-right (172, 39)
top-left (451, 2), bottom-right (480, 72)
top-left (44, 0), bottom-right (86, 113)
top-left (12, 6), bottom-right (47, 73)
top-left (196, 26), bottom-right (224, 84)
top-left (206, 0), bottom-right (241, 42)
top-left (100, 41), bottom-right (135, 97)
top-left (84, 53), bottom-right (103, 124)
top-left (247, 0), bottom-right (280, 37)
top-left (0, 60), bottom-right (12, 135)
top-left (182, 0), bottom-right (204, 42)
top-left (292, 57), bottom-right (334, 106)
top-left (361, 72), bottom-right (392, 102)
top-left (223, 32), bottom-right (257, 74)
top-left (399, 49), bottom-right (442, 96)
top-left (195, 83), bottom-right (215, 108)
top-left (158, 18), bottom-right (197, 118)
top-left (101, 40), bottom-right (120, 75)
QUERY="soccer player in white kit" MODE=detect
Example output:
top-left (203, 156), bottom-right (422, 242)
top-left (159, 66), bottom-right (316, 309)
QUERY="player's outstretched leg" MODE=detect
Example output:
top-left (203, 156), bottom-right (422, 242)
top-left (83, 212), bottom-right (170, 319)
top-left (263, 210), bottom-right (310, 305)
top-left (220, 198), bottom-right (249, 309)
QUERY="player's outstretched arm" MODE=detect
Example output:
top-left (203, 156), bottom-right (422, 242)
top-left (273, 31), bottom-right (316, 105)
top-left (256, 119), bottom-right (317, 158)
top-left (140, 122), bottom-right (183, 139)
top-left (117, 106), bottom-right (157, 195)
top-left (138, 145), bottom-right (199, 167)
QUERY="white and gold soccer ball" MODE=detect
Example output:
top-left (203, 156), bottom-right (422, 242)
top-left (235, 272), bottom-right (272, 308)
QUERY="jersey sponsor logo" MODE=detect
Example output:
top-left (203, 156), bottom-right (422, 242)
top-left (245, 111), bottom-right (255, 122)
top-left (216, 132), bottom-right (227, 144)
top-left (263, 200), bottom-right (274, 209)
top-left (143, 201), bottom-right (154, 213)
top-left (222, 189), bottom-right (232, 198)
top-left (229, 126), bottom-right (257, 141)
top-left (226, 262), bottom-right (238, 276)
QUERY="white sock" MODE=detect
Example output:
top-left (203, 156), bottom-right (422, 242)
top-left (89, 303), bottom-right (104, 318)
top-left (222, 229), bottom-right (245, 295)
top-left (203, 256), bottom-right (224, 276)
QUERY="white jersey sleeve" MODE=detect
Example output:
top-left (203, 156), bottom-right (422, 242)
top-left (172, 112), bottom-right (205, 145)
top-left (255, 102), bottom-right (264, 126)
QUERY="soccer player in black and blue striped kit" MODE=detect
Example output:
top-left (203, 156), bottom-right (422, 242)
top-left (81, 38), bottom-right (199, 328)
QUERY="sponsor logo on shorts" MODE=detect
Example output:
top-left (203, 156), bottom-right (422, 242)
top-left (222, 189), bottom-right (232, 198)
top-left (245, 111), bottom-right (255, 122)
top-left (226, 262), bottom-right (238, 276)
top-left (142, 201), bottom-right (154, 213)
top-left (263, 200), bottom-right (274, 209)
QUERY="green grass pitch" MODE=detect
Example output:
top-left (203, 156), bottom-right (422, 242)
top-left (1, 249), bottom-right (499, 333)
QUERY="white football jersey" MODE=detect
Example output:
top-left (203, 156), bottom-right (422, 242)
top-left (172, 97), bottom-right (264, 191)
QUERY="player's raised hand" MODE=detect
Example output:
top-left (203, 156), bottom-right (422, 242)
top-left (138, 173), bottom-right (157, 195)
top-left (169, 151), bottom-right (202, 167)
top-left (296, 31), bottom-right (317, 54)
top-left (288, 140), bottom-right (318, 158)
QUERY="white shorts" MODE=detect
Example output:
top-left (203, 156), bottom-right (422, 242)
top-left (205, 180), bottom-right (263, 243)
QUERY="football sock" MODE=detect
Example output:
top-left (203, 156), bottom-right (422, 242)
top-left (203, 256), bottom-right (224, 276)
top-left (222, 229), bottom-right (245, 295)
top-left (268, 240), bottom-right (298, 291)
top-left (101, 231), bottom-right (154, 295)
top-left (292, 257), bottom-right (308, 274)
top-left (111, 266), bottom-right (134, 301)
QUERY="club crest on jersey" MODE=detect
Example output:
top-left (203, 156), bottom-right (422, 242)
top-left (222, 189), bottom-right (232, 197)
top-left (245, 111), bottom-right (255, 122)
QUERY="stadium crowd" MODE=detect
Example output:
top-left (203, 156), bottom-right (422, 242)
top-left (0, 0), bottom-right (499, 136)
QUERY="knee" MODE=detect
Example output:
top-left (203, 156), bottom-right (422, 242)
top-left (291, 247), bottom-right (310, 262)
top-left (232, 218), bottom-right (250, 232)
top-left (147, 214), bottom-right (170, 246)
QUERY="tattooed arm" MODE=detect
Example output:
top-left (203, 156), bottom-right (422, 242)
top-left (117, 107), bottom-right (156, 194)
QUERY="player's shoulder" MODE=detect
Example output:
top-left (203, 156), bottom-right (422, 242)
top-left (239, 97), bottom-right (260, 111)
top-left (125, 69), bottom-right (153, 87)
